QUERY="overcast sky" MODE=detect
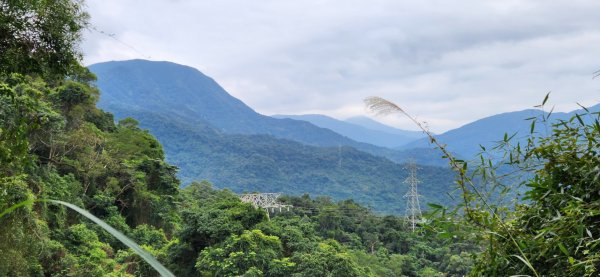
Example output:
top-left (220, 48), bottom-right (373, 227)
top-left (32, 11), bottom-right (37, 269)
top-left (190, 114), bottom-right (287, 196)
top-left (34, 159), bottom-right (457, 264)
top-left (82, 0), bottom-right (600, 132)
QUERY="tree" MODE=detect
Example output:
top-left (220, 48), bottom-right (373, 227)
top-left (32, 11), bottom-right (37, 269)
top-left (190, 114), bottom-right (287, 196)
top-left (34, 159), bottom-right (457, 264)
top-left (196, 229), bottom-right (294, 276)
top-left (291, 240), bottom-right (368, 277)
top-left (0, 0), bottom-right (88, 78)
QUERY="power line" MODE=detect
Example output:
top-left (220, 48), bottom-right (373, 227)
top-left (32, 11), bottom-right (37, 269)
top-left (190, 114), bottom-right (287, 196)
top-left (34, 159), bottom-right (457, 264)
top-left (88, 25), bottom-right (152, 59)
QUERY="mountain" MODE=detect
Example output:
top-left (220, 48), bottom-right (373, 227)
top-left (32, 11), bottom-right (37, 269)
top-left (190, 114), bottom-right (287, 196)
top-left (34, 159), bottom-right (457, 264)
top-left (89, 59), bottom-right (457, 213)
top-left (121, 109), bottom-right (456, 214)
top-left (272, 114), bottom-right (424, 148)
top-left (402, 104), bottom-right (600, 159)
top-left (345, 116), bottom-right (425, 137)
top-left (91, 60), bottom-right (370, 147)
top-left (90, 59), bottom-right (447, 166)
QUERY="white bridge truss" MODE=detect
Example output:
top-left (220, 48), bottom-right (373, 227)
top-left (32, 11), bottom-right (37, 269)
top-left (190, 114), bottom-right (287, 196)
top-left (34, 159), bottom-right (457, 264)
top-left (239, 193), bottom-right (292, 218)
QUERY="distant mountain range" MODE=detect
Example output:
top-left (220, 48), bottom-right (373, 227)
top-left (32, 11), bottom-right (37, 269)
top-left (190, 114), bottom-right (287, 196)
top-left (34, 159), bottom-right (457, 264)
top-left (89, 60), bottom-right (455, 213)
top-left (402, 105), bottom-right (600, 159)
top-left (89, 59), bottom-right (598, 213)
top-left (90, 60), bottom-right (446, 166)
top-left (272, 114), bottom-right (424, 148)
top-left (345, 116), bottom-right (422, 135)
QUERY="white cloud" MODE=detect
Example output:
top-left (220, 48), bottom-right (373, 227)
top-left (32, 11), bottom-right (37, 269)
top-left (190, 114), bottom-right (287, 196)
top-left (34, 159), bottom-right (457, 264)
top-left (82, 0), bottom-right (600, 132)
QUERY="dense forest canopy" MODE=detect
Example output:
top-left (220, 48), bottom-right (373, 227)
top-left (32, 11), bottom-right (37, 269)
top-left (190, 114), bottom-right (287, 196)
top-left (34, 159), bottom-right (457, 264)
top-left (1, 0), bottom-right (599, 276)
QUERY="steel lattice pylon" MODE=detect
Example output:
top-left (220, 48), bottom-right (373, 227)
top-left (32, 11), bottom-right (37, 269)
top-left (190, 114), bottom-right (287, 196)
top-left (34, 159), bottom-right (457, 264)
top-left (403, 161), bottom-right (422, 232)
top-left (239, 193), bottom-right (292, 219)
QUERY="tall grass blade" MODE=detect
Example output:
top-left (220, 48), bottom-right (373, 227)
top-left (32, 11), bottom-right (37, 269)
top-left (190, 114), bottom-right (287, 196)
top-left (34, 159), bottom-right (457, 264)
top-left (0, 198), bottom-right (35, 219)
top-left (46, 200), bottom-right (175, 277)
top-left (1, 199), bottom-right (175, 277)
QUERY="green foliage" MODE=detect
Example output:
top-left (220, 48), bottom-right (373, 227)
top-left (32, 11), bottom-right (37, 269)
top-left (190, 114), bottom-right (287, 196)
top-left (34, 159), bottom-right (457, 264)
top-left (0, 176), bottom-right (42, 276)
top-left (1, 46), bottom-right (179, 277)
top-left (385, 95), bottom-right (600, 276)
top-left (468, 109), bottom-right (600, 276)
top-left (196, 229), bottom-right (293, 276)
top-left (12, 1), bottom-right (600, 276)
top-left (0, 0), bottom-right (88, 78)
top-left (156, 182), bottom-right (472, 276)
top-left (0, 1), bottom-right (180, 275)
top-left (291, 240), bottom-right (368, 277)
top-left (59, 223), bottom-right (117, 276)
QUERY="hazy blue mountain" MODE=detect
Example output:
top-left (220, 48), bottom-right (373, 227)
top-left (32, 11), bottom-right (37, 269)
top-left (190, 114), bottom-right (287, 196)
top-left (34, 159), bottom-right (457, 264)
top-left (402, 104), bottom-right (600, 159)
top-left (90, 59), bottom-right (448, 166)
top-left (91, 60), bottom-right (362, 146)
top-left (346, 116), bottom-right (425, 137)
top-left (272, 114), bottom-right (424, 148)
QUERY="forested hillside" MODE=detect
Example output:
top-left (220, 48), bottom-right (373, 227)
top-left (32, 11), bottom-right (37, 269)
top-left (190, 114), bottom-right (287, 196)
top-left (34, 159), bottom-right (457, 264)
top-left (120, 109), bottom-right (456, 214)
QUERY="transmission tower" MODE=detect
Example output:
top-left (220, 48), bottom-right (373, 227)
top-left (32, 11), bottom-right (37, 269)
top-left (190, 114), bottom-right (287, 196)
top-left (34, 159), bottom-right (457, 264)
top-left (239, 192), bottom-right (292, 220)
top-left (403, 161), bottom-right (422, 232)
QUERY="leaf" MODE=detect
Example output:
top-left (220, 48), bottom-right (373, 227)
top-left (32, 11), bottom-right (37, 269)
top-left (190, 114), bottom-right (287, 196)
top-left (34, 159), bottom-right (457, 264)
top-left (542, 92), bottom-right (550, 106)
top-left (576, 102), bottom-right (589, 112)
top-left (0, 198), bottom-right (35, 219)
top-left (427, 203), bottom-right (443, 210)
top-left (547, 106), bottom-right (555, 119)
top-left (485, 230), bottom-right (508, 240)
top-left (575, 114), bottom-right (584, 126)
top-left (437, 232), bottom-right (453, 239)
top-left (557, 243), bottom-right (569, 256)
top-left (511, 255), bottom-right (538, 276)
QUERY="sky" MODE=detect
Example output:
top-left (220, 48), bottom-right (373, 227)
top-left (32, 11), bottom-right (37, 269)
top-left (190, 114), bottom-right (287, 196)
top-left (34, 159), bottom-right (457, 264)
top-left (82, 0), bottom-right (600, 133)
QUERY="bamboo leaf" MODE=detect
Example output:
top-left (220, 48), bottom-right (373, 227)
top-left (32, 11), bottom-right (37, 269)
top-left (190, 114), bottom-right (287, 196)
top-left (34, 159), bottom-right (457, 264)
top-left (511, 255), bottom-right (537, 276)
top-left (575, 114), bottom-right (584, 126)
top-left (427, 203), bottom-right (443, 210)
top-left (557, 243), bottom-right (569, 256)
top-left (576, 102), bottom-right (589, 112)
top-left (542, 92), bottom-right (550, 106)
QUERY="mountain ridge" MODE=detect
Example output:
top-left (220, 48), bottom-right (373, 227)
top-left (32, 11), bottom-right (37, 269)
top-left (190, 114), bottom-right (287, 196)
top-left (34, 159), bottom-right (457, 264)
top-left (272, 114), bottom-right (424, 148)
top-left (401, 104), bottom-right (600, 158)
top-left (90, 59), bottom-right (447, 166)
top-left (345, 116), bottom-right (424, 136)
